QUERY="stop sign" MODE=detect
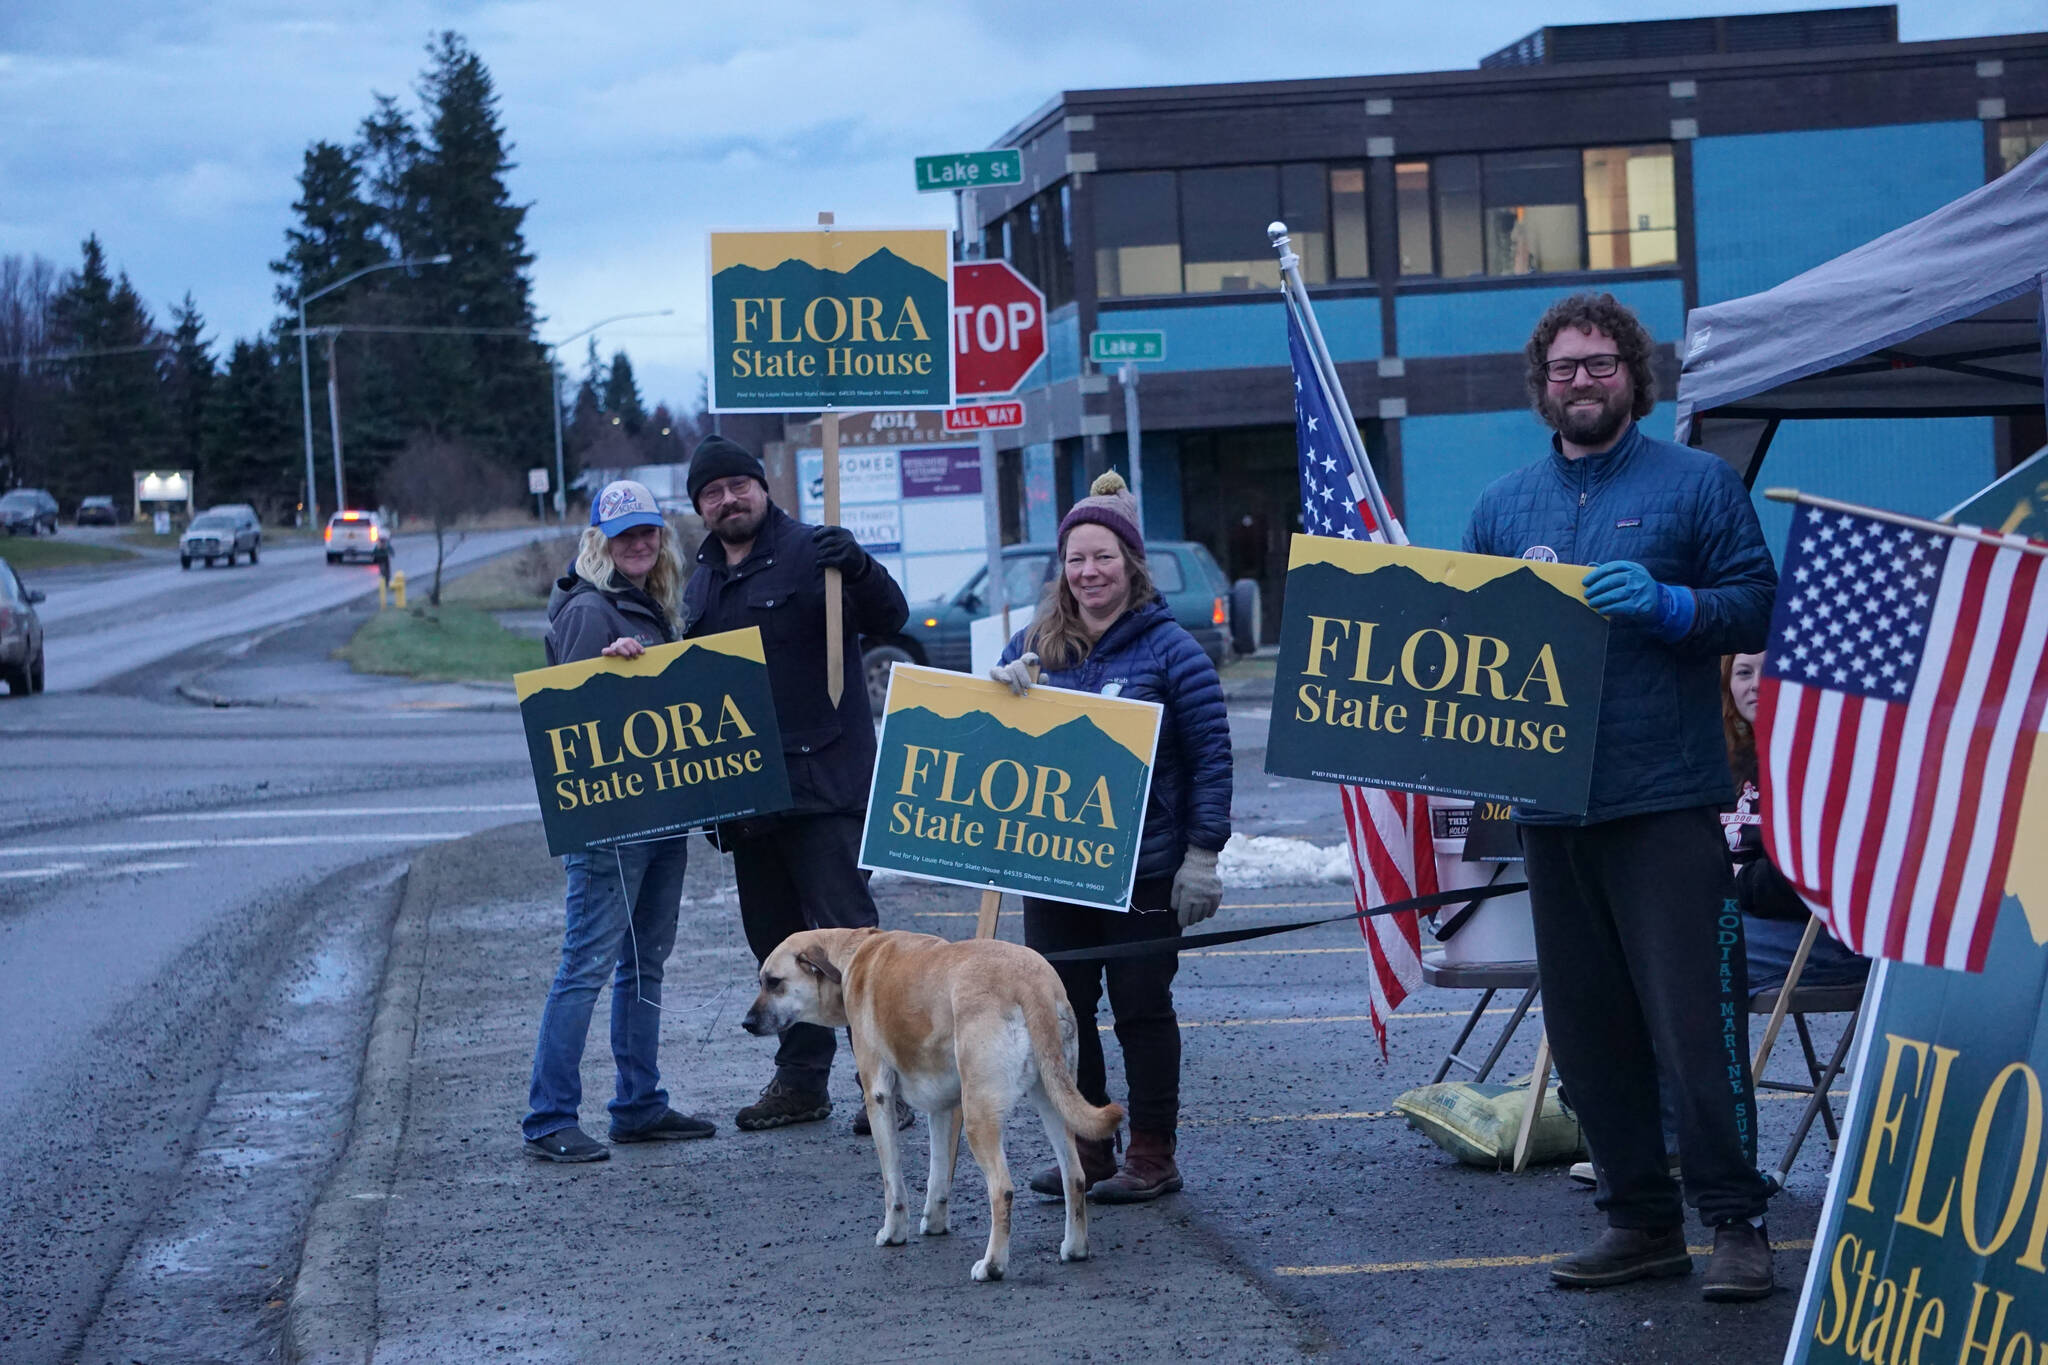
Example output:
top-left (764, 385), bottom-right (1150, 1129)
top-left (951, 260), bottom-right (1046, 396)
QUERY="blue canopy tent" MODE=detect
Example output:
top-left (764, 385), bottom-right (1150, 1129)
top-left (1676, 144), bottom-right (2048, 487)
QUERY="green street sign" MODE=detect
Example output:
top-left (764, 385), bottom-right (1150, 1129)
top-left (1089, 330), bottom-right (1167, 364)
top-left (914, 150), bottom-right (1025, 193)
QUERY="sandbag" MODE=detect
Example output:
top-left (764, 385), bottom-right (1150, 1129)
top-left (1393, 1081), bottom-right (1588, 1169)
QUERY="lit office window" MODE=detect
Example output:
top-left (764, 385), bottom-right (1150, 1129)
top-left (1583, 145), bottom-right (1676, 269)
top-left (1480, 148), bottom-right (1584, 275)
top-left (1094, 172), bottom-right (1182, 298)
top-left (2000, 118), bottom-right (2048, 175)
top-left (1395, 161), bottom-right (1433, 275)
top-left (1330, 165), bottom-right (1371, 279)
top-left (1178, 164), bottom-right (1335, 292)
top-left (1418, 144), bottom-right (1675, 279)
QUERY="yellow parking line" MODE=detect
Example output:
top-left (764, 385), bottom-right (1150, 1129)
top-left (1277, 1239), bottom-right (1814, 1277)
top-left (1173, 1007), bottom-right (1537, 1029)
top-left (1189, 947), bottom-right (1367, 957)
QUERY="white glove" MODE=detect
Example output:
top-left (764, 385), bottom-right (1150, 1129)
top-left (988, 652), bottom-right (1039, 696)
top-left (1170, 847), bottom-right (1222, 927)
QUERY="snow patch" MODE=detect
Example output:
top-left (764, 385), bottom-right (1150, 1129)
top-left (1218, 833), bottom-right (1353, 888)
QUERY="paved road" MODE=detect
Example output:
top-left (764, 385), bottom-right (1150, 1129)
top-left (0, 548), bottom-right (1845, 1362)
top-left (30, 524), bottom-right (539, 691)
top-left (0, 553), bottom-right (548, 1361)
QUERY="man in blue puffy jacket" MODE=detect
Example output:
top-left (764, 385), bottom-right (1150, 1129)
top-left (1463, 294), bottom-right (1778, 1302)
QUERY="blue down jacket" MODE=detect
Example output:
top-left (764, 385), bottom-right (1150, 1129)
top-left (1462, 422), bottom-right (1776, 825)
top-left (1000, 596), bottom-right (1232, 881)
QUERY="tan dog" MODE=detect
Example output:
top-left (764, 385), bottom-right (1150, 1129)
top-left (741, 927), bottom-right (1123, 1282)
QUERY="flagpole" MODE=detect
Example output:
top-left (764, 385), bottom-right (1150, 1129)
top-left (1765, 486), bottom-right (2048, 556)
top-left (1270, 220), bottom-right (1403, 546)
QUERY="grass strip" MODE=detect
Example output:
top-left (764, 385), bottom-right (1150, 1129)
top-left (0, 538), bottom-right (136, 570)
top-left (340, 604), bottom-right (544, 683)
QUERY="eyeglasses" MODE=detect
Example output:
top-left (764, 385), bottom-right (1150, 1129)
top-left (1544, 354), bottom-right (1623, 383)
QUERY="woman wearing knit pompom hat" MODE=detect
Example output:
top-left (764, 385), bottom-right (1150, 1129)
top-left (988, 471), bottom-right (1232, 1202)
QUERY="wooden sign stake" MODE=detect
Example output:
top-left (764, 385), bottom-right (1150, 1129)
top-left (1512, 1029), bottom-right (1553, 1174)
top-left (819, 210), bottom-right (845, 708)
top-left (975, 888), bottom-right (1001, 939)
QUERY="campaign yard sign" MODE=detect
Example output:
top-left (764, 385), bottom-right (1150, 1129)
top-left (707, 228), bottom-right (952, 412)
top-left (1265, 535), bottom-right (1609, 815)
top-left (515, 629), bottom-right (792, 856)
top-left (860, 664), bottom-right (1161, 911)
top-left (1784, 449), bottom-right (2048, 1365)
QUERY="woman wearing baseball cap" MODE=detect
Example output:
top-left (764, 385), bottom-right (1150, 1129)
top-left (522, 480), bottom-right (716, 1161)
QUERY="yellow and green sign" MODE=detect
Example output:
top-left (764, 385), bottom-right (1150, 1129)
top-left (859, 663), bottom-right (1161, 910)
top-left (1264, 535), bottom-right (1609, 815)
top-left (1786, 452), bottom-right (2048, 1365)
top-left (515, 628), bottom-right (792, 855)
top-left (707, 228), bottom-right (952, 412)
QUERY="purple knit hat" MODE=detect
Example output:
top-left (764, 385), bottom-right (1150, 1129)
top-left (1055, 471), bottom-right (1145, 559)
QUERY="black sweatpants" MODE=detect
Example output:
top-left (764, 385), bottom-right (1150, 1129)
top-left (1519, 806), bottom-right (1773, 1230)
top-left (1022, 876), bottom-right (1181, 1136)
top-left (729, 813), bottom-right (879, 1090)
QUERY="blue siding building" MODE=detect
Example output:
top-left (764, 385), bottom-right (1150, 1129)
top-left (959, 6), bottom-right (2048, 638)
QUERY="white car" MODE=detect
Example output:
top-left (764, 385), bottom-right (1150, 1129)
top-left (325, 510), bottom-right (392, 565)
top-left (180, 512), bottom-right (261, 568)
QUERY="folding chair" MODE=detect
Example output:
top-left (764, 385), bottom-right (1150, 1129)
top-left (1748, 917), bottom-right (1868, 1189)
top-left (1419, 955), bottom-right (1542, 1085)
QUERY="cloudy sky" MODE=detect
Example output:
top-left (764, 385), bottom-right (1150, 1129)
top-left (3, 0), bottom-right (2036, 410)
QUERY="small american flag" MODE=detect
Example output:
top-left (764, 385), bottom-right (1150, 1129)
top-left (1758, 500), bottom-right (2048, 972)
top-left (1288, 307), bottom-right (1437, 1051)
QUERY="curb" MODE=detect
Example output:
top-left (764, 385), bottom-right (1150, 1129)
top-left (283, 859), bottom-right (431, 1364)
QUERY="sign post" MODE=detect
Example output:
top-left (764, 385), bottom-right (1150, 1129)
top-left (1089, 330), bottom-right (1166, 534)
top-left (527, 466), bottom-right (549, 521)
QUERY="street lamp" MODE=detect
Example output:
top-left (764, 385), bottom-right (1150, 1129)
top-left (542, 310), bottom-right (675, 520)
top-left (296, 254), bottom-right (452, 528)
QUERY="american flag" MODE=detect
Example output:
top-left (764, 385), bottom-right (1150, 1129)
top-left (1288, 307), bottom-right (1438, 1052)
top-left (1757, 500), bottom-right (2048, 972)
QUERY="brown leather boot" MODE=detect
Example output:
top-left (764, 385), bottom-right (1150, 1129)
top-left (1089, 1128), bottom-right (1182, 1203)
top-left (1026, 1134), bottom-right (1119, 1197)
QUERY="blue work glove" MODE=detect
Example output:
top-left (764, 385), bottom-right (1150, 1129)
top-left (1581, 560), bottom-right (1696, 643)
top-left (812, 524), bottom-right (871, 579)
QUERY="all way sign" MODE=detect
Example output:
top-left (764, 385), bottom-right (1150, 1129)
top-left (915, 150), bottom-right (1024, 193)
top-left (945, 402), bottom-right (1024, 433)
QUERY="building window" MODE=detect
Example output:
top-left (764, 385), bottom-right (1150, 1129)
top-left (1181, 166), bottom-right (1285, 292)
top-left (2000, 118), bottom-right (2048, 176)
top-left (1395, 161), bottom-right (1433, 275)
top-left (1093, 172), bottom-right (1181, 299)
top-left (982, 185), bottom-right (1074, 309)
top-left (1412, 144), bottom-right (1676, 279)
top-left (1094, 163), bottom-right (1367, 299)
top-left (1582, 145), bottom-right (1677, 269)
top-left (1330, 165), bottom-right (1371, 279)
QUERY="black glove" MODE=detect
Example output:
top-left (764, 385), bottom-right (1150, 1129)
top-left (812, 524), bottom-right (870, 578)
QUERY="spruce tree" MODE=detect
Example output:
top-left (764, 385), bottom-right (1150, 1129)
top-left (602, 350), bottom-right (647, 435)
top-left (404, 32), bottom-right (545, 472)
top-left (162, 295), bottom-right (216, 487)
top-left (47, 236), bottom-right (167, 503)
top-left (201, 338), bottom-right (298, 516)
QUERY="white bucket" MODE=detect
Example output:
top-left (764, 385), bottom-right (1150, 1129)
top-left (1427, 795), bottom-right (1537, 964)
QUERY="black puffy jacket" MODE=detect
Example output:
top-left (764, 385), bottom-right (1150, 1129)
top-left (682, 504), bottom-right (909, 815)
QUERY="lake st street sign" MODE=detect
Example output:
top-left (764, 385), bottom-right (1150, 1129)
top-left (951, 260), bottom-right (1047, 396)
top-left (1090, 330), bottom-right (1166, 364)
top-left (945, 402), bottom-right (1024, 432)
top-left (915, 150), bottom-right (1025, 193)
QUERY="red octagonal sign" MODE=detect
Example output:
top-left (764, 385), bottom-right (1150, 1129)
top-left (951, 260), bottom-right (1046, 397)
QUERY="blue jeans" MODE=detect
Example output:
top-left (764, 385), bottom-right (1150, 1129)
top-left (523, 838), bottom-right (686, 1141)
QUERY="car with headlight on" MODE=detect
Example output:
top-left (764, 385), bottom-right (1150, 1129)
top-left (0, 557), bottom-right (46, 695)
top-left (179, 511), bottom-right (261, 568)
top-left (325, 510), bottom-right (391, 566)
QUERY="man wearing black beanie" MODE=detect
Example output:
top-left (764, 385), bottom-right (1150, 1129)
top-left (679, 436), bottom-right (912, 1135)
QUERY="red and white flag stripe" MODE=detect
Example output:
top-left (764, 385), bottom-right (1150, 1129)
top-left (1341, 783), bottom-right (1433, 1055)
